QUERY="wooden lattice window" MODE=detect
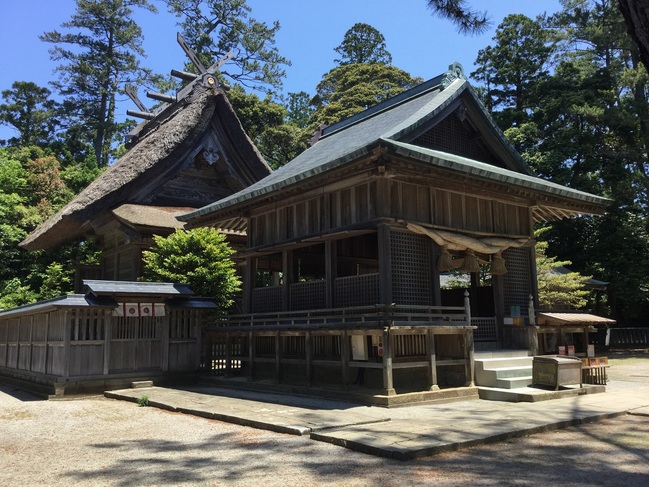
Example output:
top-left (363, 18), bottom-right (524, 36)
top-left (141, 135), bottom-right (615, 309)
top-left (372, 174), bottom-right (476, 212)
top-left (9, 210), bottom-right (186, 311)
top-left (391, 229), bottom-right (432, 305)
top-left (502, 247), bottom-right (532, 315)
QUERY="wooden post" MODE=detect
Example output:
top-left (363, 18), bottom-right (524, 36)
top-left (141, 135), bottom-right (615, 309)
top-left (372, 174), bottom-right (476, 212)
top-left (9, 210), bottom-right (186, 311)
top-left (225, 332), bottom-right (232, 376)
top-left (427, 328), bottom-right (439, 391)
top-left (382, 328), bottom-right (395, 396)
top-left (248, 331), bottom-right (255, 380)
top-left (464, 330), bottom-right (475, 386)
top-left (161, 313), bottom-right (170, 372)
top-left (378, 224), bottom-right (392, 305)
top-left (341, 330), bottom-right (350, 386)
top-left (63, 310), bottom-right (71, 379)
top-left (325, 240), bottom-right (336, 308)
top-left (528, 294), bottom-right (536, 326)
top-left (194, 311), bottom-right (201, 371)
top-left (103, 311), bottom-right (112, 375)
top-left (464, 290), bottom-right (471, 325)
top-left (275, 330), bottom-right (282, 383)
top-left (283, 250), bottom-right (293, 311)
top-left (305, 331), bottom-right (313, 385)
top-left (243, 257), bottom-right (255, 314)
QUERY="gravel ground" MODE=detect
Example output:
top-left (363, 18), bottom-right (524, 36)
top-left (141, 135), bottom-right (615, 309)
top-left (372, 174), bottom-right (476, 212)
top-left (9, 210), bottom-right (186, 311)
top-left (1, 351), bottom-right (649, 486)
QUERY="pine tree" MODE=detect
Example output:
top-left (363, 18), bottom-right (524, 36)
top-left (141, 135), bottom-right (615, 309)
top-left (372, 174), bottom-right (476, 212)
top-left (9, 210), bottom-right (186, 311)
top-left (41, 0), bottom-right (158, 167)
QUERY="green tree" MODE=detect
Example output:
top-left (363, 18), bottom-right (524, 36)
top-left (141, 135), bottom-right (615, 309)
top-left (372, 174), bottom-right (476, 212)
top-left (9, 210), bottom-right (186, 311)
top-left (166, 0), bottom-right (289, 92)
top-left (141, 228), bottom-right (241, 309)
top-left (0, 82), bottom-right (60, 147)
top-left (334, 23), bottom-right (392, 65)
top-left (310, 64), bottom-right (422, 128)
top-left (536, 229), bottom-right (592, 310)
top-left (472, 14), bottom-right (552, 129)
top-left (41, 0), bottom-right (158, 167)
top-left (426, 0), bottom-right (489, 34)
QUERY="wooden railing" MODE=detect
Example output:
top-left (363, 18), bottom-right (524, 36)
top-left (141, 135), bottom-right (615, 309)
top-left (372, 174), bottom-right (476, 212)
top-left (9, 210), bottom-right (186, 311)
top-left (211, 303), bottom-right (471, 330)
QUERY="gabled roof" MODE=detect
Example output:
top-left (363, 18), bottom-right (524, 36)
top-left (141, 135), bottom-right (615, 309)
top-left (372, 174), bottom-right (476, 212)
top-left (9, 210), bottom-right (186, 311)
top-left (180, 63), bottom-right (609, 226)
top-left (21, 84), bottom-right (271, 251)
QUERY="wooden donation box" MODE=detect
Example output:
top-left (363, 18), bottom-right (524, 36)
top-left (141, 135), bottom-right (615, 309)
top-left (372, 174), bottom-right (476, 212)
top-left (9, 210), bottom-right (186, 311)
top-left (532, 355), bottom-right (582, 390)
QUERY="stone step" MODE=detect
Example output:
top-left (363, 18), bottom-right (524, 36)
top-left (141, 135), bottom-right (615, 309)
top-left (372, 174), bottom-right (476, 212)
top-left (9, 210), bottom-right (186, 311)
top-left (475, 356), bottom-right (535, 388)
top-left (494, 375), bottom-right (533, 389)
top-left (476, 356), bottom-right (533, 369)
top-left (474, 350), bottom-right (530, 359)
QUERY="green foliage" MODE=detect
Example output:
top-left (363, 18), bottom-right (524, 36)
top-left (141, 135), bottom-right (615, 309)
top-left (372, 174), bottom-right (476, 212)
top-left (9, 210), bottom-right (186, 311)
top-left (141, 228), bottom-right (241, 309)
top-left (310, 64), bottom-right (423, 128)
top-left (0, 81), bottom-right (60, 147)
top-left (0, 278), bottom-right (37, 311)
top-left (471, 1), bottom-right (649, 323)
top-left (166, 0), bottom-right (290, 92)
top-left (334, 23), bottom-right (392, 66)
top-left (137, 395), bottom-right (149, 407)
top-left (41, 0), bottom-right (159, 167)
top-left (471, 14), bottom-right (552, 128)
top-left (536, 229), bottom-right (591, 310)
top-left (38, 263), bottom-right (74, 300)
top-left (426, 0), bottom-right (489, 34)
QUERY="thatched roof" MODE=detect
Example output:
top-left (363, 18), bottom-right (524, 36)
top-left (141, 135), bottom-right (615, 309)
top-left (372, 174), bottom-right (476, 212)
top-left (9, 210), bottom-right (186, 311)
top-left (21, 85), bottom-right (270, 251)
top-left (112, 204), bottom-right (196, 230)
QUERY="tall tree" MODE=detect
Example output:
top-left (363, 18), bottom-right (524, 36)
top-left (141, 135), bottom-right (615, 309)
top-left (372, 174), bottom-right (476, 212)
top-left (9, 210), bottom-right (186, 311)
top-left (310, 63), bottom-right (422, 128)
top-left (41, 0), bottom-right (158, 167)
top-left (0, 82), bottom-right (60, 147)
top-left (472, 0), bottom-right (649, 322)
top-left (334, 23), bottom-right (392, 65)
top-left (472, 14), bottom-right (553, 129)
top-left (166, 0), bottom-right (290, 92)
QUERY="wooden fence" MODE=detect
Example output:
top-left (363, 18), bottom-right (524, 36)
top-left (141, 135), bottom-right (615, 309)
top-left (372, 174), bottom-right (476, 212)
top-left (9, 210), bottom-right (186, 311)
top-left (608, 327), bottom-right (649, 349)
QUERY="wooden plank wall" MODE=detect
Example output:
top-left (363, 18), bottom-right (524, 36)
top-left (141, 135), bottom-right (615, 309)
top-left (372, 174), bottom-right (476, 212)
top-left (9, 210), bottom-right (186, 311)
top-left (249, 179), bottom-right (531, 248)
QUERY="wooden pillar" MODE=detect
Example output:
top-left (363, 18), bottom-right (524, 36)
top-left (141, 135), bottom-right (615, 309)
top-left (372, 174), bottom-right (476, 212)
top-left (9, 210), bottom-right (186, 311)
top-left (382, 328), bottom-right (396, 396)
top-left (63, 310), bottom-right (71, 379)
top-left (378, 224), bottom-right (392, 305)
top-left (225, 333), bottom-right (232, 377)
top-left (427, 329), bottom-right (439, 391)
top-left (325, 240), bottom-right (337, 308)
top-left (430, 242), bottom-right (441, 306)
top-left (305, 331), bottom-right (313, 385)
top-left (161, 313), bottom-right (170, 372)
top-left (464, 331), bottom-right (475, 386)
top-left (243, 257), bottom-right (255, 314)
top-left (275, 331), bottom-right (282, 383)
top-left (341, 330), bottom-right (349, 386)
top-left (194, 311), bottom-right (202, 371)
top-left (248, 331), bottom-right (255, 380)
top-left (282, 250), bottom-right (293, 311)
top-left (103, 312), bottom-right (112, 375)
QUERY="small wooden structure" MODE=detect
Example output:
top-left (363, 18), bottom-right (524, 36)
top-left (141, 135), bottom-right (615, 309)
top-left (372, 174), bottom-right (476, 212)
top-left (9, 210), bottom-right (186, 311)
top-left (181, 63), bottom-right (610, 401)
top-left (0, 281), bottom-right (217, 396)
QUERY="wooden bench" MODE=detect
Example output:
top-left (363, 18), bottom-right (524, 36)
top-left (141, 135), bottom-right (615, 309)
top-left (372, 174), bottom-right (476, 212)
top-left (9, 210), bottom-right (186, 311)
top-left (582, 365), bottom-right (609, 385)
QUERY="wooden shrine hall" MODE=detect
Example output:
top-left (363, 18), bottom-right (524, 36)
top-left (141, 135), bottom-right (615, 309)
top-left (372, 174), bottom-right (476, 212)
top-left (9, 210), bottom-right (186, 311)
top-left (181, 63), bottom-right (610, 404)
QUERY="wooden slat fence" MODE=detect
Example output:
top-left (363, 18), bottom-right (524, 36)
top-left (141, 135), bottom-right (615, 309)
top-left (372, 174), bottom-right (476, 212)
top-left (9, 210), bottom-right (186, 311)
top-left (609, 328), bottom-right (649, 348)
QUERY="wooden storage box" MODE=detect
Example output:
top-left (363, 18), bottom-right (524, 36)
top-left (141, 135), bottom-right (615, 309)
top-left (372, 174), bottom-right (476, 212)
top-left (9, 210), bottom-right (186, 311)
top-left (533, 355), bottom-right (582, 390)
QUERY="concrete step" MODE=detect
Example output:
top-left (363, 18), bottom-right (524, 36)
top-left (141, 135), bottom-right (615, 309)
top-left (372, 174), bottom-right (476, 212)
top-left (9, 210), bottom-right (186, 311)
top-left (478, 384), bottom-right (605, 402)
top-left (494, 375), bottom-right (533, 389)
top-left (474, 350), bottom-right (530, 359)
top-left (476, 357), bottom-right (533, 369)
top-left (475, 356), bottom-right (534, 388)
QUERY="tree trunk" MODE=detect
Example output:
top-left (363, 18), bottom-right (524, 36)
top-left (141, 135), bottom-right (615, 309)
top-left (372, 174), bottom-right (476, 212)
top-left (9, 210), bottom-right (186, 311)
top-left (618, 0), bottom-right (649, 70)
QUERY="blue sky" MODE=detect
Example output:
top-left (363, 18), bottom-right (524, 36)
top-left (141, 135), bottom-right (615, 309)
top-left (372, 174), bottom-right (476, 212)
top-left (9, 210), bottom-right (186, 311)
top-left (0, 0), bottom-right (563, 141)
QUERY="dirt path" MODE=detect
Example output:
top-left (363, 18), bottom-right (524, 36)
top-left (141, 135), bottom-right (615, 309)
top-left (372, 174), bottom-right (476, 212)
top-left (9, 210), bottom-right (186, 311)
top-left (1, 352), bottom-right (649, 486)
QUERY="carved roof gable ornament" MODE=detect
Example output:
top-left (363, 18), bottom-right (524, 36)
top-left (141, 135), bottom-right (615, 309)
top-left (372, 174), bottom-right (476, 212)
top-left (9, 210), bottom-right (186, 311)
top-left (441, 62), bottom-right (466, 89)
